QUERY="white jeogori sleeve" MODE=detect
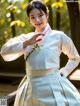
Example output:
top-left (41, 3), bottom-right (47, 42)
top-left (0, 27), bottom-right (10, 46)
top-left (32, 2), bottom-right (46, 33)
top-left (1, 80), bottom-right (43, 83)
top-left (61, 32), bottom-right (80, 77)
top-left (0, 33), bottom-right (31, 61)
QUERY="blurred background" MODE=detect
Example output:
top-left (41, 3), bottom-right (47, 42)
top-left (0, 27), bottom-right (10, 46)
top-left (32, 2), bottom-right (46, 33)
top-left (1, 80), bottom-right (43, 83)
top-left (0, 0), bottom-right (80, 105)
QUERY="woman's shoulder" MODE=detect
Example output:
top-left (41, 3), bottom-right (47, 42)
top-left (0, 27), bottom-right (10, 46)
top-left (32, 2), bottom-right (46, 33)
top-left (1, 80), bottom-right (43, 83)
top-left (51, 30), bottom-right (64, 35)
top-left (49, 30), bottom-right (64, 39)
top-left (49, 30), bottom-right (72, 44)
top-left (51, 30), bottom-right (70, 39)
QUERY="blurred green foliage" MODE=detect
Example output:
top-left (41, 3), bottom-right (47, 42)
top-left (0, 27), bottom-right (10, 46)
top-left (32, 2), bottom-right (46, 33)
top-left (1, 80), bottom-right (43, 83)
top-left (0, 0), bottom-right (33, 48)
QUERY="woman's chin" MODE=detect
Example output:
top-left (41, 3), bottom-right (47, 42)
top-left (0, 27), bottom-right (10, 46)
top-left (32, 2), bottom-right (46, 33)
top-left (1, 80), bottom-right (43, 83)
top-left (36, 26), bottom-right (45, 32)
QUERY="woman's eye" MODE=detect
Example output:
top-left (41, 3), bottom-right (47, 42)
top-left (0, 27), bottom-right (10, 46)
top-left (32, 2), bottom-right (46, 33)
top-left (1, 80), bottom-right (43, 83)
top-left (31, 17), bottom-right (35, 19)
top-left (39, 14), bottom-right (43, 17)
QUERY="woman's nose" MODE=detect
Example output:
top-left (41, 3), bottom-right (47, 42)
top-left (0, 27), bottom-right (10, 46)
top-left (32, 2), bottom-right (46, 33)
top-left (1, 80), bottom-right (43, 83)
top-left (35, 17), bottom-right (40, 22)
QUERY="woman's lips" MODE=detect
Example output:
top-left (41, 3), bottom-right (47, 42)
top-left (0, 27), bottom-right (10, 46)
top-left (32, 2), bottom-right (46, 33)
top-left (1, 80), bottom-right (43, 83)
top-left (35, 23), bottom-right (42, 26)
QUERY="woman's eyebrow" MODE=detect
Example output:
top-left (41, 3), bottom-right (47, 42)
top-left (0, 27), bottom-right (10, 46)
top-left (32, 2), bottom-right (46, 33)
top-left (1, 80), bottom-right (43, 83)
top-left (30, 13), bottom-right (43, 17)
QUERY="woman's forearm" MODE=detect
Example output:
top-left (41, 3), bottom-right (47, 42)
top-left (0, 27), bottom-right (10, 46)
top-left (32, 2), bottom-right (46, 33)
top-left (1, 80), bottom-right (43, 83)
top-left (62, 58), bottom-right (80, 77)
top-left (23, 40), bottom-right (30, 49)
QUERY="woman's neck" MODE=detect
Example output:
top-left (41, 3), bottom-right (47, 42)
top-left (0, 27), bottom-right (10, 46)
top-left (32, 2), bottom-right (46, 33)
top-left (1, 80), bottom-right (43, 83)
top-left (37, 26), bottom-right (46, 33)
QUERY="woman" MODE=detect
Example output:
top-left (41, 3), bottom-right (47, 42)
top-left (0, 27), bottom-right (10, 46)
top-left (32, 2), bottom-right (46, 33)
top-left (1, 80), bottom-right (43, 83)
top-left (1, 0), bottom-right (80, 106)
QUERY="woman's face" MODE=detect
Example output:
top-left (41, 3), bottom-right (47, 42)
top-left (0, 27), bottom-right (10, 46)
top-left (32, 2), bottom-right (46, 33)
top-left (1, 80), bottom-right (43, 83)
top-left (29, 8), bottom-right (48, 32)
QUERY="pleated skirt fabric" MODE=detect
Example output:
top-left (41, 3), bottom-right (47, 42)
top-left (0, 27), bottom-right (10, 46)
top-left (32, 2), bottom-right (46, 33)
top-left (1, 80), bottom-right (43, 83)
top-left (14, 70), bottom-right (80, 106)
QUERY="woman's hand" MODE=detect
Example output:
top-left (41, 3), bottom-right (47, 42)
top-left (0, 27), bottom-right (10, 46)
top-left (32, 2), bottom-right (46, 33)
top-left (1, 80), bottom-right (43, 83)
top-left (23, 33), bottom-right (44, 48)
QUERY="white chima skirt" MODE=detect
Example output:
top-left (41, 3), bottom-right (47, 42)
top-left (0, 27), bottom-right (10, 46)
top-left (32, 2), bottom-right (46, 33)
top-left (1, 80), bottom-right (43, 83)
top-left (14, 70), bottom-right (80, 106)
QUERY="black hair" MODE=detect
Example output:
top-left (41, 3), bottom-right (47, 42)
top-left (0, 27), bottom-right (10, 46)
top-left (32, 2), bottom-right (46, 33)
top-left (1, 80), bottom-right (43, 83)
top-left (26, 0), bottom-right (48, 17)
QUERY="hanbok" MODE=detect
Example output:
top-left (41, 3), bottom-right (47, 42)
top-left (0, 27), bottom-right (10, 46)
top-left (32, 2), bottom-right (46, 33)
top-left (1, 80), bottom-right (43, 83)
top-left (1, 24), bottom-right (80, 106)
